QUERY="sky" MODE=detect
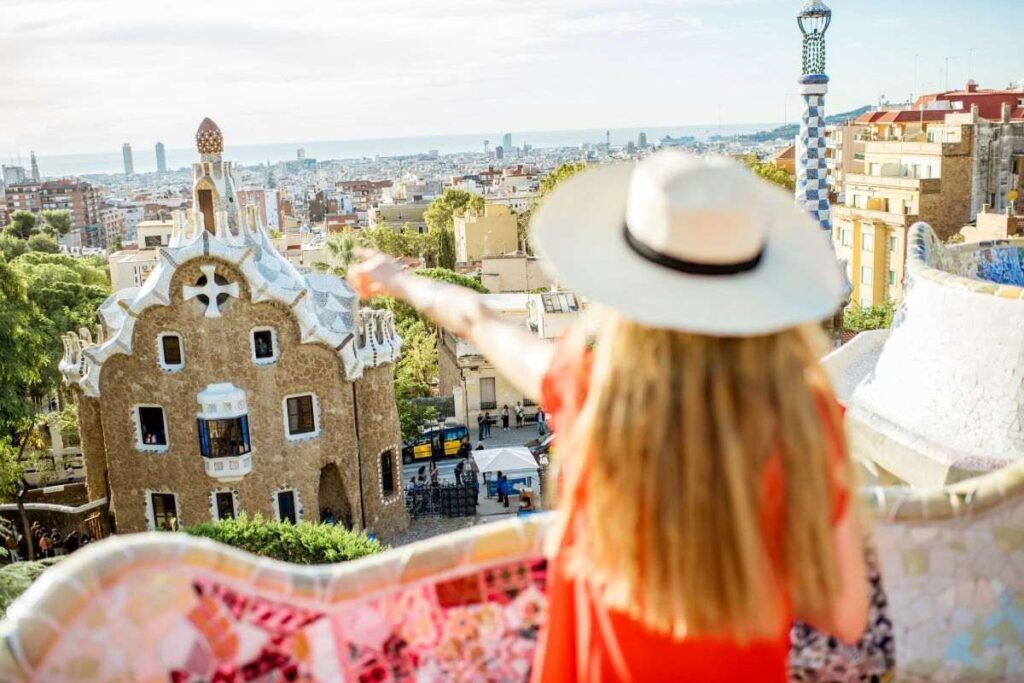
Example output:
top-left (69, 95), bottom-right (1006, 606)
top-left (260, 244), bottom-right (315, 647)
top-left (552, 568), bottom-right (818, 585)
top-left (2, 0), bottom-right (1023, 157)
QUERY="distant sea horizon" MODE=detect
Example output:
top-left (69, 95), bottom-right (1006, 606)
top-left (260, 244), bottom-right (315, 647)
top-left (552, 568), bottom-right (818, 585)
top-left (24, 123), bottom-right (782, 178)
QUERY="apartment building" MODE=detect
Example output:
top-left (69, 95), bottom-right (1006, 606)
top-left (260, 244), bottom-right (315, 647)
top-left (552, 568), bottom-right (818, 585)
top-left (367, 202), bottom-right (429, 232)
top-left (438, 291), bottom-right (582, 427)
top-left (453, 203), bottom-right (519, 263)
top-left (107, 219), bottom-right (173, 291)
top-left (6, 179), bottom-right (103, 246)
top-left (832, 82), bottom-right (1024, 307)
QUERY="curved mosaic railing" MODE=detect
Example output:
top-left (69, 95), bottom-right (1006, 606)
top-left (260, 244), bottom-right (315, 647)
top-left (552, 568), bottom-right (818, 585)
top-left (850, 222), bottom-right (1024, 479)
top-left (864, 459), bottom-right (1024, 681)
top-left (0, 516), bottom-right (551, 682)
top-left (1, 470), bottom-right (1022, 681)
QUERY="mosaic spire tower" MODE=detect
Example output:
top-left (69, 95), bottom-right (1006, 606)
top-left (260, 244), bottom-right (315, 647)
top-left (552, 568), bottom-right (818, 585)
top-left (795, 0), bottom-right (832, 233)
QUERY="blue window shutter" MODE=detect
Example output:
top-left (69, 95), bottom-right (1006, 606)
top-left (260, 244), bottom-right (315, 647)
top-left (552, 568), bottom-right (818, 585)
top-left (240, 416), bottom-right (250, 452)
top-left (198, 419), bottom-right (210, 457)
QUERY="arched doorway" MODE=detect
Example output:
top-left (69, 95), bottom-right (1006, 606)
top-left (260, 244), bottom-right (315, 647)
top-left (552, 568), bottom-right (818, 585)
top-left (317, 464), bottom-right (353, 529)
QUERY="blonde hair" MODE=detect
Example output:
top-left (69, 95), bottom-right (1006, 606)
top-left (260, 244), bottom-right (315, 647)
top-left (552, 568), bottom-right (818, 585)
top-left (559, 312), bottom-right (846, 641)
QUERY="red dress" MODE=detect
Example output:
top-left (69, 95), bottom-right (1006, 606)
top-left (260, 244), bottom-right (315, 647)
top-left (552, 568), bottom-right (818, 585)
top-left (531, 341), bottom-right (850, 683)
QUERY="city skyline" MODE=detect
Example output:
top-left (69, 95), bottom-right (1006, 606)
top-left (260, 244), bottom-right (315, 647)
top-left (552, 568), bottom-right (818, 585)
top-left (3, 0), bottom-right (1023, 157)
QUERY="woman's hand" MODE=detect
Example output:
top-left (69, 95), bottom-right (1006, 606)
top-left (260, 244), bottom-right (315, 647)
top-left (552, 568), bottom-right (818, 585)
top-left (347, 249), bottom-right (406, 300)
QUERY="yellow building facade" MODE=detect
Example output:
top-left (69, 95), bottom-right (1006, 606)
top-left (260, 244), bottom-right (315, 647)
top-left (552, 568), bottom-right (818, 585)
top-left (832, 123), bottom-right (973, 307)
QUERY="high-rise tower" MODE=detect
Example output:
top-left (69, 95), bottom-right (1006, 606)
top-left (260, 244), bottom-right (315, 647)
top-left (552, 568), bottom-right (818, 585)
top-left (155, 142), bottom-right (167, 174)
top-left (795, 0), bottom-right (832, 233)
top-left (29, 151), bottom-right (40, 181)
top-left (122, 143), bottom-right (135, 175)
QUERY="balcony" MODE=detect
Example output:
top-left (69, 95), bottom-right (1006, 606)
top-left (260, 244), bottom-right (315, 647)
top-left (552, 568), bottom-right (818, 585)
top-left (203, 453), bottom-right (252, 481)
top-left (845, 173), bottom-right (941, 193)
top-left (862, 139), bottom-right (968, 156)
top-left (832, 204), bottom-right (917, 227)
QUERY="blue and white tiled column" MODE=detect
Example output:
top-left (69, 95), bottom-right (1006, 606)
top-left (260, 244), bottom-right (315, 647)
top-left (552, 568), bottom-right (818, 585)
top-left (795, 74), bottom-right (831, 233)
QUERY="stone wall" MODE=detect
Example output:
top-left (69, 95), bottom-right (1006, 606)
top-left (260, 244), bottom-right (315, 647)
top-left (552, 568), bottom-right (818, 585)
top-left (76, 390), bottom-right (108, 502)
top-left (353, 364), bottom-right (408, 537)
top-left (90, 257), bottom-right (405, 535)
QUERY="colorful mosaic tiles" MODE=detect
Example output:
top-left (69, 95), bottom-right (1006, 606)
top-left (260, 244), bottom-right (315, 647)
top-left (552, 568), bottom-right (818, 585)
top-left (0, 516), bottom-right (550, 682)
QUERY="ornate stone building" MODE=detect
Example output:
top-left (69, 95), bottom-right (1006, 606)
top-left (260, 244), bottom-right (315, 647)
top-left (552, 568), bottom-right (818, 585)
top-left (60, 119), bottom-right (408, 535)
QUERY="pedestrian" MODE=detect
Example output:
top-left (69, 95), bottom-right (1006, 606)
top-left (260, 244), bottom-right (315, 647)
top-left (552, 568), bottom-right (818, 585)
top-left (429, 460), bottom-right (439, 487)
top-left (51, 529), bottom-right (64, 557)
top-left (417, 465), bottom-right (427, 486)
top-left (321, 507), bottom-right (336, 525)
top-left (454, 459), bottom-right (464, 485)
top-left (458, 436), bottom-right (472, 459)
top-left (64, 531), bottom-right (79, 554)
top-left (515, 401), bottom-right (525, 428)
top-left (537, 408), bottom-right (547, 436)
top-left (501, 405), bottom-right (510, 431)
top-left (38, 534), bottom-right (51, 559)
top-left (495, 470), bottom-right (505, 504)
top-left (347, 151), bottom-right (868, 681)
top-left (476, 413), bottom-right (485, 441)
top-left (482, 412), bottom-right (492, 438)
top-left (5, 533), bottom-right (19, 562)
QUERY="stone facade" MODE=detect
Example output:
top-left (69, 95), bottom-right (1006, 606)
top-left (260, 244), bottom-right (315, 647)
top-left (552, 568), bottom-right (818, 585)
top-left (61, 119), bottom-right (407, 536)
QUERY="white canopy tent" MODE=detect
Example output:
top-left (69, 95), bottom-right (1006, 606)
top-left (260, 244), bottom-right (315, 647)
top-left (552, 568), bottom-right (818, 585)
top-left (472, 447), bottom-right (540, 496)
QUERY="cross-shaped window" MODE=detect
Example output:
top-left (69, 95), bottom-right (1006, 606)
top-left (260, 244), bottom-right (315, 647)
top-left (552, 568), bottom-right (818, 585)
top-left (183, 264), bottom-right (239, 318)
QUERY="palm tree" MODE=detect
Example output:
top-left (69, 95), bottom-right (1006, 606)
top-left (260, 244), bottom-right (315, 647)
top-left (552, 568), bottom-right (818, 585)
top-left (321, 230), bottom-right (365, 277)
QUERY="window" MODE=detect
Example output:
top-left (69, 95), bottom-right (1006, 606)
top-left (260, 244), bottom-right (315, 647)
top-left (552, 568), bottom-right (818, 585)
top-left (251, 328), bottom-right (278, 364)
top-left (841, 228), bottom-right (852, 247)
top-left (889, 270), bottom-right (897, 286)
top-left (150, 493), bottom-right (178, 531)
top-left (143, 235), bottom-right (163, 248)
top-left (862, 233), bottom-right (874, 252)
top-left (136, 406), bottom-right (168, 451)
top-left (889, 236), bottom-right (899, 252)
top-left (285, 395), bottom-right (317, 438)
top-left (158, 333), bottom-right (184, 370)
top-left (214, 491), bottom-right (236, 520)
top-left (198, 416), bottom-right (251, 457)
top-left (276, 490), bottom-right (297, 524)
top-left (381, 449), bottom-right (395, 496)
top-left (480, 377), bottom-right (497, 410)
top-left (860, 266), bottom-right (873, 286)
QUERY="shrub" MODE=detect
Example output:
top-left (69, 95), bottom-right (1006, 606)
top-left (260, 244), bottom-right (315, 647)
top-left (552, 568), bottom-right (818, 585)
top-left (184, 513), bottom-right (384, 565)
top-left (0, 558), bottom-right (62, 617)
top-left (843, 300), bottom-right (897, 332)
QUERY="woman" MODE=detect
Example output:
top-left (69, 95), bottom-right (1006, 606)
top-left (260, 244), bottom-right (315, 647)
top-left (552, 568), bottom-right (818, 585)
top-left (349, 152), bottom-right (869, 682)
top-left (501, 404), bottom-right (511, 431)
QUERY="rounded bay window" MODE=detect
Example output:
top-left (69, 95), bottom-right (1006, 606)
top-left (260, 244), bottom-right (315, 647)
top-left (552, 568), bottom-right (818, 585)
top-left (197, 382), bottom-right (252, 481)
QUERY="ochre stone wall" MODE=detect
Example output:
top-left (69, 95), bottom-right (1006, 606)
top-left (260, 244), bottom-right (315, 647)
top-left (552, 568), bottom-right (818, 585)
top-left (89, 257), bottom-right (406, 535)
top-left (75, 390), bottom-right (108, 502)
top-left (353, 364), bottom-right (408, 537)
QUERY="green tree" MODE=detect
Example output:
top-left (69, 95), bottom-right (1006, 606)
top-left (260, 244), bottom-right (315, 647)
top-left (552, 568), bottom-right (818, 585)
top-left (424, 189), bottom-right (484, 269)
top-left (317, 230), bottom-right (365, 277)
top-left (109, 234), bottom-right (124, 252)
top-left (25, 234), bottom-right (59, 254)
top-left (10, 253), bottom-right (111, 394)
top-left (368, 268), bottom-right (489, 439)
top-left (518, 161), bottom-right (589, 253)
top-left (3, 212), bottom-right (38, 240)
top-left (741, 154), bottom-right (796, 191)
top-left (843, 300), bottom-right (896, 332)
top-left (0, 236), bottom-right (27, 261)
top-left (39, 210), bottom-right (71, 237)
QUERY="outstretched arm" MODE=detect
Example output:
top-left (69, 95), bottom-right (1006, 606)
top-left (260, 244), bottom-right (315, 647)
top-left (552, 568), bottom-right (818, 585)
top-left (348, 251), bottom-right (555, 400)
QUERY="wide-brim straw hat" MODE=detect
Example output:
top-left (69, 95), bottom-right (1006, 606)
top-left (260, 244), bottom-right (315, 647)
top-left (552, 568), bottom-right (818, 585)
top-left (530, 150), bottom-right (845, 336)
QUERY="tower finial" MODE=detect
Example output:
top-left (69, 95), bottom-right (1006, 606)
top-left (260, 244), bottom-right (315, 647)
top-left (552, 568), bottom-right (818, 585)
top-left (195, 118), bottom-right (224, 156)
top-left (797, 0), bottom-right (831, 76)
